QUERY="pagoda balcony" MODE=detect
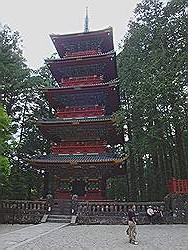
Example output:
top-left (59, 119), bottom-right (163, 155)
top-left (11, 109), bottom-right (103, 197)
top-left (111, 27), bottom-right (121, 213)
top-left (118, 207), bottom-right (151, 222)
top-left (65, 49), bottom-right (101, 58)
top-left (51, 141), bottom-right (107, 154)
top-left (51, 145), bottom-right (107, 154)
top-left (56, 106), bottom-right (105, 118)
top-left (60, 75), bottom-right (103, 87)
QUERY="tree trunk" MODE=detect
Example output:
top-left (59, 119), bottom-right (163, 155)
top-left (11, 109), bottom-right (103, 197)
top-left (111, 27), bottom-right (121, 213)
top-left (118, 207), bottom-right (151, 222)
top-left (138, 155), bottom-right (146, 201)
top-left (127, 120), bottom-right (137, 201)
top-left (158, 144), bottom-right (167, 196)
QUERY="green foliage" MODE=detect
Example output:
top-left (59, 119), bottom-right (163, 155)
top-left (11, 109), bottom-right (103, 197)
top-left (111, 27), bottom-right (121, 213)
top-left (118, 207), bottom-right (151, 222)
top-left (0, 105), bottom-right (11, 199)
top-left (114, 0), bottom-right (188, 201)
top-left (0, 105), bottom-right (11, 153)
top-left (0, 25), bottom-right (30, 117)
top-left (0, 24), bottom-right (55, 200)
top-left (106, 177), bottom-right (128, 201)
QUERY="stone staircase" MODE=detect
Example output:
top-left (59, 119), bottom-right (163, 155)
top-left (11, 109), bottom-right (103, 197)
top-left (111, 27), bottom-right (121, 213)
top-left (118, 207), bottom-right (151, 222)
top-left (44, 199), bottom-right (75, 224)
top-left (47, 214), bottom-right (72, 223)
top-left (52, 199), bottom-right (72, 215)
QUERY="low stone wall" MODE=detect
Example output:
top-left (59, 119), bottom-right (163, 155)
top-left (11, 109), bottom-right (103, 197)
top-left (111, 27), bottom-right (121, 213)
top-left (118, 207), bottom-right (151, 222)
top-left (76, 199), bottom-right (188, 225)
top-left (77, 216), bottom-right (127, 225)
top-left (1, 197), bottom-right (188, 225)
top-left (76, 201), bottom-right (165, 216)
top-left (0, 200), bottom-right (47, 224)
top-left (77, 213), bottom-right (188, 225)
top-left (164, 193), bottom-right (188, 216)
top-left (0, 209), bottom-right (44, 224)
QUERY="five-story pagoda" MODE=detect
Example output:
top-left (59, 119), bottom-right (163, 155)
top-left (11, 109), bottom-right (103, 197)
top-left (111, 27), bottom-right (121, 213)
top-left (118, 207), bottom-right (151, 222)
top-left (29, 17), bottom-right (126, 200)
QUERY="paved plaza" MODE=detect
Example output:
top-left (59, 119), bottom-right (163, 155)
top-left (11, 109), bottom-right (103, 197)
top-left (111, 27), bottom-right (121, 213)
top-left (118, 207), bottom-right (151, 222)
top-left (0, 223), bottom-right (187, 250)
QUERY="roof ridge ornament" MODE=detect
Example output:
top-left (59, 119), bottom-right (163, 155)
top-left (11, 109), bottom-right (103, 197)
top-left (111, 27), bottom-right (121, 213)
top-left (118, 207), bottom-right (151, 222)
top-left (84, 7), bottom-right (89, 33)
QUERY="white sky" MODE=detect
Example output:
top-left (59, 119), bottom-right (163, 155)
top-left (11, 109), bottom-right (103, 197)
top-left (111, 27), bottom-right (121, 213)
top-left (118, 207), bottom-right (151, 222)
top-left (0, 0), bottom-right (168, 70)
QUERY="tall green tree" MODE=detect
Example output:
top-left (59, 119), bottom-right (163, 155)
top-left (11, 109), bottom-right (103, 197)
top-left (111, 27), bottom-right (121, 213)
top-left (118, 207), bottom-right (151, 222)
top-left (0, 24), bottom-right (55, 199)
top-left (0, 105), bottom-right (11, 199)
top-left (115, 0), bottom-right (188, 201)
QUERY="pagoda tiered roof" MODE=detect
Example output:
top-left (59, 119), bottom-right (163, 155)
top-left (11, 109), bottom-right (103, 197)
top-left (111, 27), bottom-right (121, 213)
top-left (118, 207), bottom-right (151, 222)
top-left (37, 116), bottom-right (123, 144)
top-left (29, 153), bottom-right (127, 177)
top-left (30, 153), bottom-right (124, 163)
top-left (45, 52), bottom-right (117, 83)
top-left (43, 81), bottom-right (120, 113)
top-left (50, 27), bottom-right (114, 58)
top-left (38, 115), bottom-right (112, 123)
top-left (29, 153), bottom-right (126, 168)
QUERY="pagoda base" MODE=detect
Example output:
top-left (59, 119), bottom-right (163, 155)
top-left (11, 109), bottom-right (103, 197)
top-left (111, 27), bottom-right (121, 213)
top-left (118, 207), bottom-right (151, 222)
top-left (54, 178), bottom-right (105, 200)
top-left (54, 190), bottom-right (104, 200)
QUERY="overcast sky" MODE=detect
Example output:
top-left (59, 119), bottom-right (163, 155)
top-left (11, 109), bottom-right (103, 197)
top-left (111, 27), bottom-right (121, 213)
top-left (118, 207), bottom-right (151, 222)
top-left (0, 0), bottom-right (168, 70)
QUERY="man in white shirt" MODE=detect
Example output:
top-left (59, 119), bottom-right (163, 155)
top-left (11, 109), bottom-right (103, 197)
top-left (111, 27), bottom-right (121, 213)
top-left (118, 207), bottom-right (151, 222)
top-left (147, 205), bottom-right (154, 224)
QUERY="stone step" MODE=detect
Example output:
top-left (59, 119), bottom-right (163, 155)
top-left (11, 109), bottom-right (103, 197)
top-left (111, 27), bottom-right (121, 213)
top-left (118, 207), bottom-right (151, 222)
top-left (51, 211), bottom-right (61, 215)
top-left (49, 215), bottom-right (71, 220)
top-left (47, 214), bottom-right (72, 223)
top-left (51, 209), bottom-right (71, 215)
top-left (50, 200), bottom-right (72, 215)
top-left (51, 208), bottom-right (61, 212)
top-left (47, 218), bottom-right (71, 223)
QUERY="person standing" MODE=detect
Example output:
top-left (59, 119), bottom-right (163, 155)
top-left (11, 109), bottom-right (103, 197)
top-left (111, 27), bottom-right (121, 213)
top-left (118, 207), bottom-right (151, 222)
top-left (71, 194), bottom-right (78, 215)
top-left (127, 204), bottom-right (138, 245)
top-left (46, 192), bottom-right (53, 213)
top-left (147, 205), bottom-right (154, 224)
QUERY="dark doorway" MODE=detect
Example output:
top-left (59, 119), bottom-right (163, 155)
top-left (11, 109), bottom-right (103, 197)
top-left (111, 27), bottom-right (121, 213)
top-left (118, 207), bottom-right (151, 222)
top-left (72, 179), bottom-right (86, 196)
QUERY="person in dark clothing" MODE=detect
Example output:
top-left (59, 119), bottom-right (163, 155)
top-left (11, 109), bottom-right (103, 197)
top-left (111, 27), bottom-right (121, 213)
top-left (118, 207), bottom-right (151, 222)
top-left (46, 193), bottom-right (53, 213)
top-left (71, 194), bottom-right (78, 215)
top-left (126, 204), bottom-right (138, 245)
top-left (153, 206), bottom-right (163, 224)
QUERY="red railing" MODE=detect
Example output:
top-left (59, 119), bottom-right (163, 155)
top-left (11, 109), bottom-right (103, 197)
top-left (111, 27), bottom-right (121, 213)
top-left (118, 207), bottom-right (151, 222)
top-left (168, 179), bottom-right (188, 194)
top-left (52, 140), bottom-right (107, 154)
top-left (65, 50), bottom-right (101, 58)
top-left (52, 145), bottom-right (107, 154)
top-left (60, 75), bottom-right (103, 87)
top-left (56, 106), bottom-right (105, 118)
top-left (53, 141), bottom-right (106, 146)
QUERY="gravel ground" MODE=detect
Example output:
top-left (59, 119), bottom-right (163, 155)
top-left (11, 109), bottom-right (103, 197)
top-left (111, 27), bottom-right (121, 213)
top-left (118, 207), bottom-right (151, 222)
top-left (0, 223), bottom-right (187, 250)
top-left (0, 224), bottom-right (32, 235)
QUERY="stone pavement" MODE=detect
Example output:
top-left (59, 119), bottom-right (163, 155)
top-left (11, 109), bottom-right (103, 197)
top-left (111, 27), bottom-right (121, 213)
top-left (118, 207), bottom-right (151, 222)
top-left (0, 223), bottom-right (187, 250)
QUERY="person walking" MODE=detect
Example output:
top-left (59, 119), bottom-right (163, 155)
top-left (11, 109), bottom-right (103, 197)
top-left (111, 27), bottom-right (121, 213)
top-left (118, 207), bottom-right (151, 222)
top-left (46, 192), bottom-right (53, 213)
top-left (127, 204), bottom-right (138, 245)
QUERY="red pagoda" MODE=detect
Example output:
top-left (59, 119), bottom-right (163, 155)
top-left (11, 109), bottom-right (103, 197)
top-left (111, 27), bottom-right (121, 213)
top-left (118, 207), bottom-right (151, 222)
top-left (29, 22), bottom-right (126, 200)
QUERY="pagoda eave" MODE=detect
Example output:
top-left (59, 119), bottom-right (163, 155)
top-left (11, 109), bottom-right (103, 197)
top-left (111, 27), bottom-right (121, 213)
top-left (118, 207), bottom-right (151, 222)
top-left (36, 117), bottom-right (124, 144)
top-left (28, 158), bottom-right (127, 170)
top-left (45, 52), bottom-right (117, 83)
top-left (36, 116), bottom-right (113, 125)
top-left (50, 27), bottom-right (113, 40)
top-left (30, 161), bottom-right (127, 178)
top-left (45, 51), bottom-right (115, 63)
top-left (42, 79), bottom-right (119, 92)
top-left (42, 82), bottom-right (120, 112)
top-left (28, 153), bottom-right (127, 165)
top-left (30, 160), bottom-right (123, 166)
top-left (50, 27), bottom-right (114, 58)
